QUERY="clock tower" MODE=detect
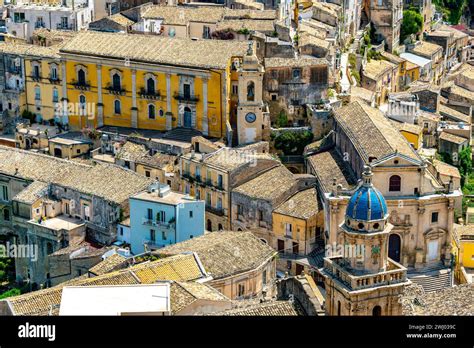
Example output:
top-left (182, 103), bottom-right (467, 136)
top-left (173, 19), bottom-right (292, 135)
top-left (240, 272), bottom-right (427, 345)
top-left (236, 41), bottom-right (268, 145)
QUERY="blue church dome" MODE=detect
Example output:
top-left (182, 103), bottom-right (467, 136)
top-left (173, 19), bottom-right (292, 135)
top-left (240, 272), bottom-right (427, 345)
top-left (345, 166), bottom-right (388, 222)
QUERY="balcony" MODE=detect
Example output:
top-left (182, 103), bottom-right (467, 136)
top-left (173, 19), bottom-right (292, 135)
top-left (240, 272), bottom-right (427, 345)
top-left (56, 23), bottom-right (73, 30)
top-left (139, 88), bottom-right (161, 100)
top-left (106, 84), bottom-right (126, 96)
top-left (141, 218), bottom-right (175, 231)
top-left (49, 77), bottom-right (61, 84)
top-left (7, 67), bottom-right (21, 75)
top-left (206, 205), bottom-right (225, 217)
top-left (173, 92), bottom-right (200, 103)
top-left (323, 257), bottom-right (407, 291)
top-left (71, 80), bottom-right (91, 91)
top-left (142, 239), bottom-right (166, 250)
top-left (30, 75), bottom-right (41, 82)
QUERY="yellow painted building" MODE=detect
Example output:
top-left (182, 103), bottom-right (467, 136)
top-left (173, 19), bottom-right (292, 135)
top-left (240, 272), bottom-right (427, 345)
top-left (272, 188), bottom-right (324, 275)
top-left (396, 122), bottom-right (423, 150)
top-left (58, 31), bottom-right (248, 138)
top-left (48, 137), bottom-right (92, 159)
top-left (24, 45), bottom-right (63, 123)
top-left (405, 61), bottom-right (420, 85)
top-left (452, 224), bottom-right (474, 284)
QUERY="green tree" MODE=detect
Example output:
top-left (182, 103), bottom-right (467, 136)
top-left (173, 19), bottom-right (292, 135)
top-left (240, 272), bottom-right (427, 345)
top-left (400, 9), bottom-right (423, 43)
top-left (433, 0), bottom-right (467, 24)
top-left (275, 110), bottom-right (288, 128)
top-left (0, 288), bottom-right (21, 299)
top-left (274, 130), bottom-right (314, 155)
top-left (458, 147), bottom-right (472, 186)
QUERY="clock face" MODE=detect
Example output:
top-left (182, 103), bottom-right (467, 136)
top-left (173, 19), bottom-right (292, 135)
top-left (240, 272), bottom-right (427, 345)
top-left (245, 112), bottom-right (256, 123)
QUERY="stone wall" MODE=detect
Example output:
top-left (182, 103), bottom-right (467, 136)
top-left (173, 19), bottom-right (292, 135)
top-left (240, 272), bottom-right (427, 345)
top-left (277, 274), bottom-right (325, 315)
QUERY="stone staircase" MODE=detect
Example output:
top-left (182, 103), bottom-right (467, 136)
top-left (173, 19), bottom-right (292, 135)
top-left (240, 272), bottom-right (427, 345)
top-left (407, 263), bottom-right (453, 293)
top-left (162, 127), bottom-right (202, 142)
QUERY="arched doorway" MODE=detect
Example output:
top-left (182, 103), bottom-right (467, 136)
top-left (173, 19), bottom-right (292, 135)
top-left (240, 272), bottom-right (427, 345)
top-left (54, 148), bottom-right (62, 158)
top-left (207, 219), bottom-right (212, 231)
top-left (218, 223), bottom-right (223, 231)
top-left (372, 305), bottom-right (382, 316)
top-left (183, 107), bottom-right (192, 128)
top-left (388, 234), bottom-right (401, 262)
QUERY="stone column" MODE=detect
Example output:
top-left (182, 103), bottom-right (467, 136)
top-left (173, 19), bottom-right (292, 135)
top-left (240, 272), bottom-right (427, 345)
top-left (96, 64), bottom-right (104, 128)
top-left (415, 203), bottom-right (425, 269)
top-left (60, 61), bottom-right (68, 126)
top-left (166, 73), bottom-right (172, 130)
top-left (131, 69), bottom-right (138, 128)
top-left (202, 76), bottom-right (209, 136)
top-left (444, 198), bottom-right (455, 266)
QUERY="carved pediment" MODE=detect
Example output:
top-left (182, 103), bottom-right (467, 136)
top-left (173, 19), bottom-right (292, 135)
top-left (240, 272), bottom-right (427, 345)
top-left (389, 210), bottom-right (412, 227)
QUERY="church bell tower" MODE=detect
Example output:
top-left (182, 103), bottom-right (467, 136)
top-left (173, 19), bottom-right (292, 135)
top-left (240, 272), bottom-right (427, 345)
top-left (236, 41), bottom-right (268, 145)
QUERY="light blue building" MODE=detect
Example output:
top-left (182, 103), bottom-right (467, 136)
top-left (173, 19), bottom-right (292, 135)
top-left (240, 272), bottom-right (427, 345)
top-left (129, 184), bottom-right (205, 254)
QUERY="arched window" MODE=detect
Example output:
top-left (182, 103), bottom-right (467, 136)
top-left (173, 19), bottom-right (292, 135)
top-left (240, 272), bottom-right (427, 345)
top-left (389, 175), bottom-right (401, 192)
top-left (112, 73), bottom-right (121, 90)
top-left (148, 104), bottom-right (155, 119)
top-left (77, 69), bottom-right (86, 85)
top-left (218, 223), bottom-right (223, 231)
top-left (147, 78), bottom-right (155, 94)
top-left (114, 100), bottom-right (121, 114)
top-left (247, 81), bottom-right (255, 101)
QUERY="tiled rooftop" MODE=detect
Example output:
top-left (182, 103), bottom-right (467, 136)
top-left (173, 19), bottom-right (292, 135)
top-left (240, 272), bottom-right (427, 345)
top-left (60, 31), bottom-right (248, 70)
top-left (12, 180), bottom-right (48, 204)
top-left (333, 100), bottom-right (420, 163)
top-left (401, 283), bottom-right (474, 315)
top-left (216, 300), bottom-right (304, 316)
top-left (274, 188), bottom-right (320, 220)
top-left (0, 42), bottom-right (61, 58)
top-left (395, 122), bottom-right (422, 135)
top-left (190, 147), bottom-right (277, 171)
top-left (233, 165), bottom-right (295, 202)
top-left (299, 32), bottom-right (331, 50)
top-left (142, 5), bottom-right (225, 23)
top-left (158, 231), bottom-right (277, 279)
top-left (307, 148), bottom-right (357, 193)
top-left (4, 253), bottom-right (205, 315)
top-left (438, 104), bottom-right (471, 124)
top-left (410, 41), bottom-right (443, 57)
top-left (216, 19), bottom-right (275, 32)
top-left (88, 253), bottom-right (129, 276)
top-left (439, 131), bottom-right (468, 145)
top-left (432, 159), bottom-right (461, 179)
top-left (362, 59), bottom-right (396, 80)
top-left (0, 146), bottom-right (154, 204)
top-left (264, 56), bottom-right (327, 68)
